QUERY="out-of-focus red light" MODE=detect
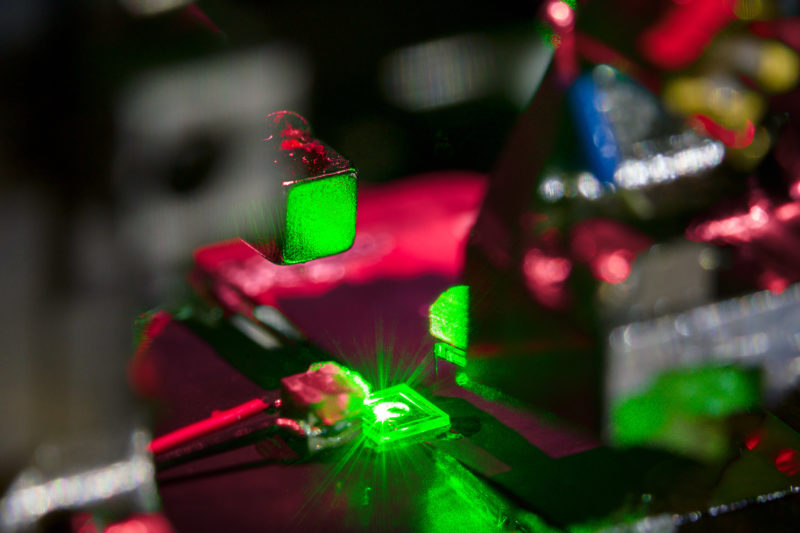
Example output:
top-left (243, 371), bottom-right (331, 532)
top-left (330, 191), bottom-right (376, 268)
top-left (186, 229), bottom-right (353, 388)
top-left (523, 248), bottom-right (573, 310)
top-left (639, 0), bottom-right (737, 70)
top-left (690, 115), bottom-right (755, 149)
top-left (570, 219), bottom-right (652, 285)
top-left (775, 448), bottom-right (800, 476)
top-left (547, 1), bottom-right (574, 29)
top-left (595, 250), bottom-right (633, 284)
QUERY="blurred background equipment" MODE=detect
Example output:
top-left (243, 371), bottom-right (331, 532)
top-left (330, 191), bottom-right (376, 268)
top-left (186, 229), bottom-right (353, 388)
top-left (0, 0), bottom-right (544, 476)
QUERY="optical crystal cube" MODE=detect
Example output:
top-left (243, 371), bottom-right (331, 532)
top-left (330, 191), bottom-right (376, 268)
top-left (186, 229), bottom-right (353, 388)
top-left (362, 384), bottom-right (450, 451)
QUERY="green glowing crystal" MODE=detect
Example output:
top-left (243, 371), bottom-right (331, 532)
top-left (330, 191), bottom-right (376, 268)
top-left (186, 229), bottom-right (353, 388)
top-left (362, 384), bottom-right (450, 451)
top-left (429, 285), bottom-right (469, 350)
top-left (282, 171), bottom-right (357, 264)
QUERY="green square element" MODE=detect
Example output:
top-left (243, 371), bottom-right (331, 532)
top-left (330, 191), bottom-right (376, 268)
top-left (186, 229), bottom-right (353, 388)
top-left (434, 342), bottom-right (466, 367)
top-left (362, 383), bottom-right (450, 451)
top-left (283, 172), bottom-right (357, 264)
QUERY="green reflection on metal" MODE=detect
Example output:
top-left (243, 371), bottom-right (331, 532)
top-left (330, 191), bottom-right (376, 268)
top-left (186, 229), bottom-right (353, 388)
top-left (363, 384), bottom-right (450, 451)
top-left (433, 342), bottom-right (467, 367)
top-left (611, 365), bottom-right (760, 461)
top-left (429, 285), bottom-right (469, 351)
top-left (283, 171), bottom-right (357, 264)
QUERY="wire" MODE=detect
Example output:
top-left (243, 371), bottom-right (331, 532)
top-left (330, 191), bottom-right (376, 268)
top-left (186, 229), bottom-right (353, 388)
top-left (148, 397), bottom-right (278, 455)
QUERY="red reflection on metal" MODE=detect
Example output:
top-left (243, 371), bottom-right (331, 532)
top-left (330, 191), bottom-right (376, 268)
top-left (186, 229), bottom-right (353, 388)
top-left (276, 119), bottom-right (330, 176)
top-left (689, 202), bottom-right (769, 244)
top-left (596, 250), bottom-right (634, 284)
top-left (760, 271), bottom-right (790, 294)
top-left (687, 180), bottom-right (800, 292)
top-left (521, 218), bottom-right (651, 307)
top-left (570, 219), bottom-right (652, 284)
top-left (690, 114), bottom-right (755, 149)
top-left (639, 0), bottom-right (737, 70)
top-left (775, 448), bottom-right (800, 476)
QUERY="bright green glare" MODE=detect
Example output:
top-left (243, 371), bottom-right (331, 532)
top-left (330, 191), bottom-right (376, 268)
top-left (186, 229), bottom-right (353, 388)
top-left (372, 401), bottom-right (410, 422)
top-left (429, 285), bottom-right (469, 350)
top-left (362, 383), bottom-right (450, 451)
top-left (283, 171), bottom-right (357, 264)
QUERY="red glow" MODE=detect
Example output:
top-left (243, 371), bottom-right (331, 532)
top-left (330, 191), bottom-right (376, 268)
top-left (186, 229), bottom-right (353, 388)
top-left (775, 448), bottom-right (800, 476)
top-left (744, 430), bottom-right (761, 450)
top-left (759, 270), bottom-right (790, 294)
top-left (690, 114), bottom-right (755, 149)
top-left (776, 203), bottom-right (800, 222)
top-left (687, 200), bottom-right (770, 244)
top-left (688, 180), bottom-right (800, 292)
top-left (523, 248), bottom-right (572, 310)
top-left (570, 219), bottom-right (652, 284)
top-left (595, 250), bottom-right (633, 284)
top-left (639, 0), bottom-right (737, 69)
